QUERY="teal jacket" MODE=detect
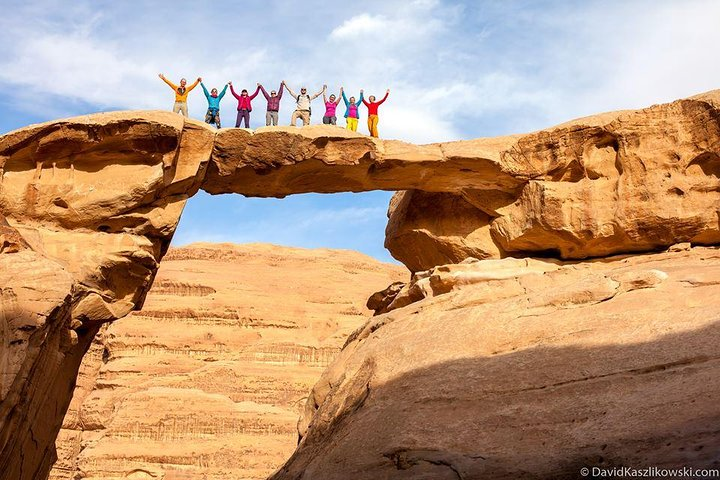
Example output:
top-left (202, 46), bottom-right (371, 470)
top-left (342, 91), bottom-right (364, 118)
top-left (202, 83), bottom-right (227, 110)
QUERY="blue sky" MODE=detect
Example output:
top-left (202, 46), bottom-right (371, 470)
top-left (1, 0), bottom-right (719, 263)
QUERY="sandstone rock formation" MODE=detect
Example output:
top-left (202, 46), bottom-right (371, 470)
top-left (2, 90), bottom-right (720, 479)
top-left (273, 246), bottom-right (720, 479)
top-left (0, 112), bottom-right (214, 480)
top-left (201, 95), bottom-right (720, 271)
top-left (49, 243), bottom-right (404, 480)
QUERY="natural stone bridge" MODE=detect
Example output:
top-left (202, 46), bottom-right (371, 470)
top-left (1, 90), bottom-right (720, 479)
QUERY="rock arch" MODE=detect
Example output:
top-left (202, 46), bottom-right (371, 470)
top-left (2, 89), bottom-right (720, 479)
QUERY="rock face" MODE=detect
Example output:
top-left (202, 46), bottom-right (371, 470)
top-left (0, 112), bottom-right (214, 480)
top-left (49, 243), bottom-right (405, 480)
top-left (2, 90), bottom-right (720, 479)
top-left (386, 96), bottom-right (720, 270)
top-left (273, 246), bottom-right (720, 479)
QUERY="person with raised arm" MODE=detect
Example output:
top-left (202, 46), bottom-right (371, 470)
top-left (284, 81), bottom-right (325, 126)
top-left (159, 74), bottom-right (201, 117)
top-left (363, 89), bottom-right (390, 137)
top-left (258, 82), bottom-right (284, 126)
top-left (342, 88), bottom-right (364, 132)
top-left (200, 81), bottom-right (228, 128)
top-left (322, 87), bottom-right (343, 125)
top-left (229, 82), bottom-right (261, 128)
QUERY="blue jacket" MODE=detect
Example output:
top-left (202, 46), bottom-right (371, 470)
top-left (342, 91), bottom-right (364, 118)
top-left (202, 83), bottom-right (227, 110)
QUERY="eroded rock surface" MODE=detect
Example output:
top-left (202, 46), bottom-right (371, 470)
top-left (386, 97), bottom-right (720, 270)
top-left (0, 112), bottom-right (214, 480)
top-left (49, 243), bottom-right (405, 480)
top-left (2, 90), bottom-right (720, 479)
top-left (275, 247), bottom-right (720, 480)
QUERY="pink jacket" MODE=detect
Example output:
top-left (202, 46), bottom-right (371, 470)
top-left (324, 100), bottom-right (338, 117)
top-left (230, 85), bottom-right (260, 111)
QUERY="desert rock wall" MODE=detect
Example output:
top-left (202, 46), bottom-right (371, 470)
top-left (49, 243), bottom-right (405, 480)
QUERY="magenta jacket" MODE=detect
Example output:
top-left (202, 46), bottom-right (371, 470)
top-left (230, 85), bottom-right (260, 111)
top-left (324, 101), bottom-right (338, 117)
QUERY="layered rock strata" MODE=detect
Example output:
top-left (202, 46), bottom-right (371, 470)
top-left (49, 243), bottom-right (404, 480)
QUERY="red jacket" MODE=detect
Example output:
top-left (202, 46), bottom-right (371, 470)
top-left (230, 85), bottom-right (260, 111)
top-left (363, 91), bottom-right (389, 115)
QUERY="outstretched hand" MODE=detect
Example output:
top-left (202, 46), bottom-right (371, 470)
top-left (158, 73), bottom-right (164, 79)
top-left (360, 89), bottom-right (364, 93)
top-left (257, 82), bottom-right (260, 87)
top-left (228, 81), bottom-right (233, 86)
top-left (323, 84), bottom-right (327, 90)
top-left (197, 77), bottom-right (202, 82)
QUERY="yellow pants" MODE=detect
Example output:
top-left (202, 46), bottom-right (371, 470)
top-left (346, 117), bottom-right (358, 131)
top-left (368, 114), bottom-right (379, 137)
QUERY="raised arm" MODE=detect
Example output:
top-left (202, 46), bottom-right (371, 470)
top-left (200, 82), bottom-right (210, 99)
top-left (277, 82), bottom-right (284, 99)
top-left (249, 84), bottom-right (261, 100)
top-left (218, 84), bottom-right (228, 99)
top-left (341, 90), bottom-right (349, 107)
top-left (311, 84), bottom-right (326, 100)
top-left (159, 74), bottom-right (177, 91)
top-left (357, 90), bottom-right (365, 107)
top-left (229, 83), bottom-right (241, 100)
top-left (334, 87), bottom-right (343, 105)
top-left (259, 84), bottom-right (270, 100)
top-left (284, 82), bottom-right (297, 99)
top-left (377, 89), bottom-right (390, 105)
top-left (186, 77), bottom-right (201, 92)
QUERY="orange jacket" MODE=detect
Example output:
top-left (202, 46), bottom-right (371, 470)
top-left (162, 77), bottom-right (200, 102)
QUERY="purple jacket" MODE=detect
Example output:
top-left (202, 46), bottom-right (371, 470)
top-left (260, 84), bottom-right (284, 111)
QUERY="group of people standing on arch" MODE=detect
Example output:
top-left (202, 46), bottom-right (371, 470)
top-left (158, 74), bottom-right (390, 138)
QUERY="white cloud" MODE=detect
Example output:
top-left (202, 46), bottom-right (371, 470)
top-left (330, 14), bottom-right (389, 39)
top-left (2, 0), bottom-right (720, 140)
top-left (0, 33), bottom-right (157, 109)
